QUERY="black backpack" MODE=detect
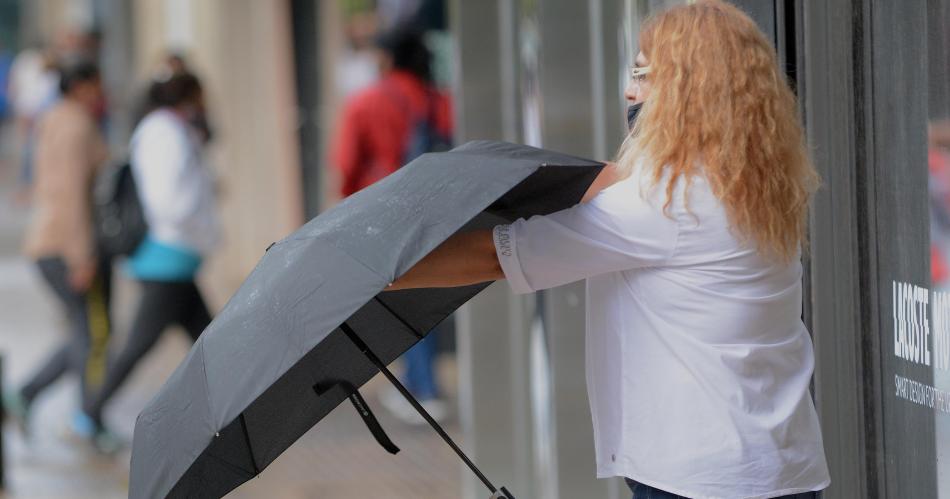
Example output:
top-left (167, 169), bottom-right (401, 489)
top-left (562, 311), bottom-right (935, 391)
top-left (402, 93), bottom-right (452, 162)
top-left (93, 161), bottom-right (148, 258)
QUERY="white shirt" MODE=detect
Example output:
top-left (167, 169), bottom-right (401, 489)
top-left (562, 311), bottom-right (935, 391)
top-left (492, 163), bottom-right (830, 499)
top-left (131, 109), bottom-right (220, 254)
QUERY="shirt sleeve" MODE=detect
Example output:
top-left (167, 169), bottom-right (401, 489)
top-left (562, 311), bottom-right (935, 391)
top-left (492, 181), bottom-right (680, 294)
top-left (331, 98), bottom-right (365, 197)
top-left (132, 117), bottom-right (194, 227)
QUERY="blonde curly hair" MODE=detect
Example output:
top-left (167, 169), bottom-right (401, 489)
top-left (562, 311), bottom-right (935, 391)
top-left (617, 0), bottom-right (819, 263)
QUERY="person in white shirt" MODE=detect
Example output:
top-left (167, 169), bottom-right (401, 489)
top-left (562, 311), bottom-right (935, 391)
top-left (80, 71), bottom-right (221, 451)
top-left (389, 1), bottom-right (830, 498)
top-left (8, 46), bottom-right (60, 201)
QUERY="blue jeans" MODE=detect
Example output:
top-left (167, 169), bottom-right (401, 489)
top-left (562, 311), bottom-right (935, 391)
top-left (402, 331), bottom-right (439, 401)
top-left (401, 325), bottom-right (441, 400)
top-left (625, 479), bottom-right (822, 499)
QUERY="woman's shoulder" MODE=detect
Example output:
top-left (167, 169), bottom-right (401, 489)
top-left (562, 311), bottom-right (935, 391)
top-left (599, 160), bottom-right (683, 208)
top-left (584, 166), bottom-right (681, 236)
top-left (132, 110), bottom-right (191, 147)
top-left (591, 161), bottom-right (728, 239)
top-left (134, 109), bottom-right (187, 136)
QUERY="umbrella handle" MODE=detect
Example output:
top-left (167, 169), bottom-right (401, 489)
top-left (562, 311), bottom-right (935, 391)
top-left (340, 323), bottom-right (517, 499)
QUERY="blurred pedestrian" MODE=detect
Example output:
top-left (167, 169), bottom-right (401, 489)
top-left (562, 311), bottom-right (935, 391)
top-left (0, 44), bottom-right (14, 122)
top-left (331, 27), bottom-right (452, 423)
top-left (336, 5), bottom-right (381, 98)
top-left (0, 44), bottom-right (12, 162)
top-left (80, 72), bottom-right (220, 439)
top-left (133, 53), bottom-right (213, 144)
top-left (332, 27), bottom-right (452, 196)
top-left (7, 45), bottom-right (60, 203)
top-left (4, 60), bottom-right (112, 447)
top-left (389, 2), bottom-right (830, 498)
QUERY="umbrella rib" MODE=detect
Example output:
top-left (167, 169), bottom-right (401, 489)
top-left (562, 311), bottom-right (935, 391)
top-left (339, 322), bottom-right (498, 495)
top-left (239, 413), bottom-right (261, 474)
top-left (373, 296), bottom-right (425, 339)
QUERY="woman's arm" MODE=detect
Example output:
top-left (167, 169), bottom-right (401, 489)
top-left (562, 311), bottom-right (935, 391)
top-left (388, 230), bottom-right (503, 290)
top-left (581, 161), bottom-right (622, 203)
top-left (390, 161), bottom-right (618, 291)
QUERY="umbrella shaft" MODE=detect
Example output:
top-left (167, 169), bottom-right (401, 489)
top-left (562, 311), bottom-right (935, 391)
top-left (339, 323), bottom-right (498, 494)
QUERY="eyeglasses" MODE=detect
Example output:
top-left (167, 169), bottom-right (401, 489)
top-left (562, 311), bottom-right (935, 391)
top-left (630, 66), bottom-right (651, 84)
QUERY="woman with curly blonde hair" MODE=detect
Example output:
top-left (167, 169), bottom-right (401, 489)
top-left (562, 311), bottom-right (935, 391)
top-left (391, 1), bottom-right (829, 497)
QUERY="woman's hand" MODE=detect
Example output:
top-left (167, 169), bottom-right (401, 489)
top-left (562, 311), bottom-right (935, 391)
top-left (69, 259), bottom-right (97, 292)
top-left (387, 230), bottom-right (503, 291)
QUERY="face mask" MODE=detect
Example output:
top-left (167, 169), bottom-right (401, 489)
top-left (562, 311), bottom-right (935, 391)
top-left (627, 102), bottom-right (644, 131)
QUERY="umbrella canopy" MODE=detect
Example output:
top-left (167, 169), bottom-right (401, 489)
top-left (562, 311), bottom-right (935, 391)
top-left (130, 140), bottom-right (604, 499)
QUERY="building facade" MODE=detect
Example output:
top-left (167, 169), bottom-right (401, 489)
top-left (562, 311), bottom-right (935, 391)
top-left (17, 0), bottom-right (950, 497)
top-left (451, 1), bottom-right (950, 498)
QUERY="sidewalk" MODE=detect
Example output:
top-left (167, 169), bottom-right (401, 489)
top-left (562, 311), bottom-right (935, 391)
top-left (0, 131), bottom-right (464, 499)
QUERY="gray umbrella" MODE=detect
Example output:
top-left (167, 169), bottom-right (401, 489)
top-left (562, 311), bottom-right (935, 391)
top-left (129, 140), bottom-right (604, 499)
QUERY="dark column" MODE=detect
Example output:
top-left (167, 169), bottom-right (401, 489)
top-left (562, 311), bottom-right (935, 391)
top-left (95, 0), bottom-right (137, 148)
top-left (290, 0), bottom-right (322, 220)
top-left (800, 1), bottom-right (878, 496)
top-left (866, 1), bottom-right (936, 495)
top-left (803, 1), bottom-right (938, 497)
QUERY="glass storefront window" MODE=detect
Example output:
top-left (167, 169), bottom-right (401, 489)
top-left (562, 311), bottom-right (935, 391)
top-left (928, 1), bottom-right (950, 496)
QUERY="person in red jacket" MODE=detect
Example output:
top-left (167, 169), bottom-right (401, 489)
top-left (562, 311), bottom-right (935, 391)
top-left (331, 28), bottom-right (454, 423)
top-left (331, 28), bottom-right (452, 197)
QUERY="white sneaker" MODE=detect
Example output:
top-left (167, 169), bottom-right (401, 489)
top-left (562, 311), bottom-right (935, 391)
top-left (419, 398), bottom-right (447, 424)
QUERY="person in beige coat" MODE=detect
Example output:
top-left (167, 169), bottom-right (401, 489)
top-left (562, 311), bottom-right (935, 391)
top-left (5, 60), bottom-right (114, 450)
